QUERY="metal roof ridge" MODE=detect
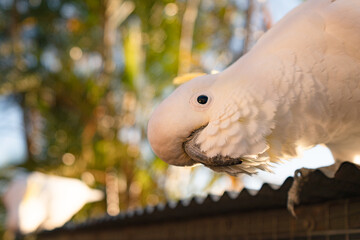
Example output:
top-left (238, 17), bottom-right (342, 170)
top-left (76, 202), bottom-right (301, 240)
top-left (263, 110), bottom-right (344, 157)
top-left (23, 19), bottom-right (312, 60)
top-left (37, 162), bottom-right (360, 236)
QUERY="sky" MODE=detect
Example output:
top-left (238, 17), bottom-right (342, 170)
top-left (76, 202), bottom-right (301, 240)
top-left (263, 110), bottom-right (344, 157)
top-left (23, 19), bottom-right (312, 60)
top-left (267, 0), bottom-right (303, 22)
top-left (0, 96), bottom-right (27, 167)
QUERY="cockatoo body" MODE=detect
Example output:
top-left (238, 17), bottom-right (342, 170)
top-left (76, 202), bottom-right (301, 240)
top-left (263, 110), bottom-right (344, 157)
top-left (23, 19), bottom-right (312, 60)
top-left (148, 0), bottom-right (360, 175)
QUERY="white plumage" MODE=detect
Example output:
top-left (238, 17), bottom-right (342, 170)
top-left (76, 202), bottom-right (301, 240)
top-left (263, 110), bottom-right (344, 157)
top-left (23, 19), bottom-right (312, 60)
top-left (2, 172), bottom-right (104, 234)
top-left (147, 0), bottom-right (360, 175)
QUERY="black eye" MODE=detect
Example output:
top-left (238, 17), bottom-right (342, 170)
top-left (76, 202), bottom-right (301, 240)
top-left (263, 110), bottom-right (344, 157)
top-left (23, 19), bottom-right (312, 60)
top-left (197, 95), bottom-right (208, 104)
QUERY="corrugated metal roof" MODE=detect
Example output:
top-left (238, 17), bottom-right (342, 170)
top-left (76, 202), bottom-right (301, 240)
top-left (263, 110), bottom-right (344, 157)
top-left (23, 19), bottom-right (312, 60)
top-left (40, 161), bottom-right (360, 235)
top-left (295, 161), bottom-right (360, 204)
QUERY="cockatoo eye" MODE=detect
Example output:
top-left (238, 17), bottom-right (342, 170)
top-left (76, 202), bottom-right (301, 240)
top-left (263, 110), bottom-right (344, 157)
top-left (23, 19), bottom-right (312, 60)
top-left (190, 92), bottom-right (212, 111)
top-left (197, 95), bottom-right (208, 104)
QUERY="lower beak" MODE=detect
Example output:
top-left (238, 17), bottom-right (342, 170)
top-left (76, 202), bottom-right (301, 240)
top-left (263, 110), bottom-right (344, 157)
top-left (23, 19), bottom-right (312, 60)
top-left (183, 128), bottom-right (243, 167)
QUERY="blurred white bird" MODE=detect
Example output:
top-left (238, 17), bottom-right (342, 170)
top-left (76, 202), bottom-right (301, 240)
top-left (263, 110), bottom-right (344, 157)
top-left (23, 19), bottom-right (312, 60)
top-left (2, 171), bottom-right (104, 234)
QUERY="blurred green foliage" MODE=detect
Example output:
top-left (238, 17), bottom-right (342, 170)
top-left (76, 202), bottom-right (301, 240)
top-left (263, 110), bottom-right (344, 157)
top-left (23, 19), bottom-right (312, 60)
top-left (0, 0), bottom-right (250, 238)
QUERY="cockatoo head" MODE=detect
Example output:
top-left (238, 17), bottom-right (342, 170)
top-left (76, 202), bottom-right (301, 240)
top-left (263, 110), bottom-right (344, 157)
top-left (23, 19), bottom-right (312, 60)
top-left (148, 72), bottom-right (276, 175)
top-left (148, 74), bottom-right (217, 167)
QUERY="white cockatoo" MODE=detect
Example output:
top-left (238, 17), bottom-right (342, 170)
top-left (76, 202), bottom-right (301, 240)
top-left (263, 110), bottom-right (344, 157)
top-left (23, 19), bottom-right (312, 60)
top-left (2, 171), bottom-right (104, 234)
top-left (148, 0), bottom-right (360, 176)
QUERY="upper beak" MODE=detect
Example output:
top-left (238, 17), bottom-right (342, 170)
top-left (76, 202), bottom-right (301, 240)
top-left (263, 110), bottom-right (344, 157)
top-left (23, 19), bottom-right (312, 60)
top-left (147, 112), bottom-right (196, 166)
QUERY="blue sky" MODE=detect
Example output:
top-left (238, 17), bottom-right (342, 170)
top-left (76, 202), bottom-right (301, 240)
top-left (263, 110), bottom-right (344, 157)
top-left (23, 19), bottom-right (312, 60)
top-left (0, 96), bottom-right (27, 167)
top-left (267, 0), bottom-right (303, 22)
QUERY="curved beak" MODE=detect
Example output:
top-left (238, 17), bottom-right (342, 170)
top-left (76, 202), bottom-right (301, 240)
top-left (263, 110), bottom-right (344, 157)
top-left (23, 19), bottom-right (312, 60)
top-left (147, 105), bottom-right (196, 166)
